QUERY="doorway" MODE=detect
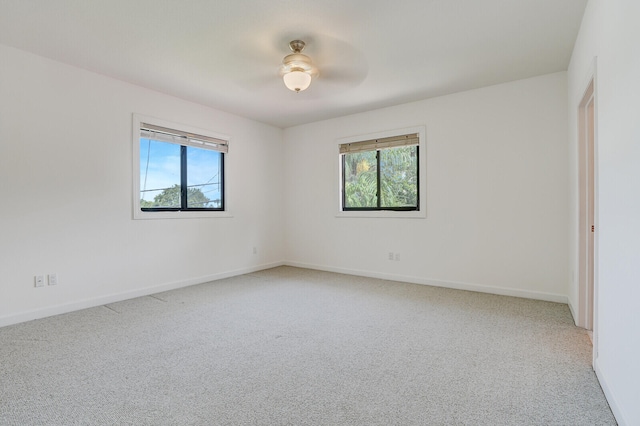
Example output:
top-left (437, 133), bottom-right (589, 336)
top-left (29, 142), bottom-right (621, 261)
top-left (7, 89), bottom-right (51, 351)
top-left (577, 76), bottom-right (596, 353)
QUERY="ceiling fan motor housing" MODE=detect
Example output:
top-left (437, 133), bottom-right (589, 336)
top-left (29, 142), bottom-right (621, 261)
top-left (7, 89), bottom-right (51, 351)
top-left (281, 40), bottom-right (318, 92)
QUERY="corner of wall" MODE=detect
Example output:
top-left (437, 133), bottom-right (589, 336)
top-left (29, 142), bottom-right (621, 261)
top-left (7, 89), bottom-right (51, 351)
top-left (594, 361), bottom-right (630, 426)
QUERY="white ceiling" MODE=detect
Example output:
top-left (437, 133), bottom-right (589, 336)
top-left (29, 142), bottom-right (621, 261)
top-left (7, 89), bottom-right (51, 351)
top-left (0, 0), bottom-right (587, 128)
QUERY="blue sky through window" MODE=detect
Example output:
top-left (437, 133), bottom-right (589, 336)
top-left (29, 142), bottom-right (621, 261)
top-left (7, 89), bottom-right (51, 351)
top-left (140, 138), bottom-right (222, 207)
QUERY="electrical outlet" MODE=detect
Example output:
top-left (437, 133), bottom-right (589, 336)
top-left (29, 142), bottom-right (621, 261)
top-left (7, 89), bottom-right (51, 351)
top-left (395, 253), bottom-right (400, 261)
top-left (48, 274), bottom-right (58, 286)
top-left (253, 247), bottom-right (257, 255)
top-left (388, 252), bottom-right (394, 261)
top-left (34, 275), bottom-right (45, 288)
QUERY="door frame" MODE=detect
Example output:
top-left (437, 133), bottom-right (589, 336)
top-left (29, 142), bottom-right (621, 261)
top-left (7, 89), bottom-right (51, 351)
top-left (576, 59), bottom-right (598, 364)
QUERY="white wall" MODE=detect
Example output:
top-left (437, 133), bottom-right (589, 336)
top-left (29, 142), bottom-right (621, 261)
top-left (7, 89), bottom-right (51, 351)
top-left (2, 13), bottom-right (635, 422)
top-left (283, 73), bottom-right (569, 302)
top-left (0, 45), bottom-right (284, 326)
top-left (568, 1), bottom-right (640, 424)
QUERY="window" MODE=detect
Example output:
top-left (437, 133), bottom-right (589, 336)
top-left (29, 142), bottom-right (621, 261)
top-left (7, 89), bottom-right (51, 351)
top-left (133, 115), bottom-right (229, 219)
top-left (340, 133), bottom-right (419, 211)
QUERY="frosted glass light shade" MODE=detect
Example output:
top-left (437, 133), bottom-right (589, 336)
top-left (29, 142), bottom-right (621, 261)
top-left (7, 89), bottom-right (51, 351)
top-left (283, 70), bottom-right (312, 92)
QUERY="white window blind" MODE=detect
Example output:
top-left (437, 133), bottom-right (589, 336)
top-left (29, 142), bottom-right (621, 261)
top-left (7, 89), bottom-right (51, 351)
top-left (339, 133), bottom-right (418, 154)
top-left (140, 123), bottom-right (228, 153)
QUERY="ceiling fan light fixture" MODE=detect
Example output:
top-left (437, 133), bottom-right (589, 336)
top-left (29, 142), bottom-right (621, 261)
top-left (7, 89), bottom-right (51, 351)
top-left (283, 68), bottom-right (312, 92)
top-left (281, 40), bottom-right (316, 93)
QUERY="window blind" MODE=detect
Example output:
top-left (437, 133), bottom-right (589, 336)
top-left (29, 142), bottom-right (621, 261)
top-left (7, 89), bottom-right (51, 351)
top-left (339, 133), bottom-right (418, 154)
top-left (140, 123), bottom-right (229, 153)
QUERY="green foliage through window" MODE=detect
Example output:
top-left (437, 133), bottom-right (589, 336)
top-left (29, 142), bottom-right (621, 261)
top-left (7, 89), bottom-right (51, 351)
top-left (342, 145), bottom-right (418, 210)
top-left (140, 184), bottom-right (213, 209)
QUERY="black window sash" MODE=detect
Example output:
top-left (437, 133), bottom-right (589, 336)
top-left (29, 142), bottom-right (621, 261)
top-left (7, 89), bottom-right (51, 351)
top-left (341, 146), bottom-right (419, 212)
top-left (141, 142), bottom-right (224, 212)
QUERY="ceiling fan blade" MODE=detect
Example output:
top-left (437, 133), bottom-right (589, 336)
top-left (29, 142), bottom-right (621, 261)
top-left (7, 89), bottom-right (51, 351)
top-left (229, 32), bottom-right (370, 95)
top-left (236, 70), bottom-right (281, 90)
top-left (319, 66), bottom-right (368, 85)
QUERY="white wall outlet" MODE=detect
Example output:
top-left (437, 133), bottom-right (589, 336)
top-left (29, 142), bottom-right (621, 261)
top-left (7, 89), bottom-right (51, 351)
top-left (388, 252), bottom-right (394, 261)
top-left (395, 253), bottom-right (400, 261)
top-left (253, 246), bottom-right (257, 255)
top-left (48, 274), bottom-right (58, 286)
top-left (34, 275), bottom-right (45, 287)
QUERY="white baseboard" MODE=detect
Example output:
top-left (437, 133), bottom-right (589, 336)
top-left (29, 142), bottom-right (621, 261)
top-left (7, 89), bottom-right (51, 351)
top-left (0, 262), bottom-right (284, 328)
top-left (1, 261), bottom-right (568, 328)
top-left (594, 359), bottom-right (629, 426)
top-left (284, 261), bottom-right (568, 304)
top-left (568, 299), bottom-right (578, 325)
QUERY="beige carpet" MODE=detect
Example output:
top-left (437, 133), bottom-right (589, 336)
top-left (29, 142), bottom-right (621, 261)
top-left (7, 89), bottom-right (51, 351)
top-left (0, 266), bottom-right (615, 425)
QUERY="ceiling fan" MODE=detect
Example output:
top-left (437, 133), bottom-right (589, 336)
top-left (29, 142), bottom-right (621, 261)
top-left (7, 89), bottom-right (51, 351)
top-left (233, 35), bottom-right (368, 96)
top-left (280, 40), bottom-right (318, 93)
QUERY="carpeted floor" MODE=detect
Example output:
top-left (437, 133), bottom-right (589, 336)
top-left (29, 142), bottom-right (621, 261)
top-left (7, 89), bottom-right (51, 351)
top-left (0, 267), bottom-right (615, 425)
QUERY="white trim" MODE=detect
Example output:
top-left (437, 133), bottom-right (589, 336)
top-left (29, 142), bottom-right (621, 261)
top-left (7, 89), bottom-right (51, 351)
top-left (335, 125), bottom-right (427, 218)
top-left (2, 261), bottom-right (569, 329)
top-left (335, 210), bottom-right (425, 219)
top-left (594, 361), bottom-right (628, 426)
top-left (568, 301), bottom-right (578, 325)
top-left (0, 262), bottom-right (284, 328)
top-left (132, 210), bottom-right (234, 220)
top-left (590, 58), bottom-right (600, 371)
top-left (132, 113), bottom-right (232, 220)
top-left (285, 261), bottom-right (568, 303)
top-left (574, 57), bottom-right (599, 370)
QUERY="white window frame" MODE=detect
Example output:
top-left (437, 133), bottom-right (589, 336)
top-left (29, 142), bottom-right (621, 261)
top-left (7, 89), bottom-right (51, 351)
top-left (132, 114), bottom-right (232, 220)
top-left (336, 125), bottom-right (426, 219)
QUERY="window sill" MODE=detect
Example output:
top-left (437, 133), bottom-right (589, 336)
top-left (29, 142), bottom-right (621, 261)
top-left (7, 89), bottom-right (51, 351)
top-left (133, 210), bottom-right (233, 220)
top-left (335, 210), bottom-right (426, 219)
